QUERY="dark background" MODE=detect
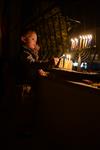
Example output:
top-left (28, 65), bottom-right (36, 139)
top-left (0, 0), bottom-right (97, 58)
top-left (0, 0), bottom-right (99, 149)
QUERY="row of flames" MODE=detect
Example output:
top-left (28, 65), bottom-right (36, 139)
top-left (58, 54), bottom-right (82, 70)
top-left (71, 34), bottom-right (93, 49)
top-left (59, 54), bottom-right (73, 70)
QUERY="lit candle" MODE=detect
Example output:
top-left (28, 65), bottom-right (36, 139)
top-left (88, 34), bottom-right (92, 46)
top-left (75, 38), bottom-right (78, 49)
top-left (84, 35), bottom-right (88, 47)
top-left (79, 36), bottom-right (82, 48)
top-left (71, 39), bottom-right (75, 49)
top-left (82, 36), bottom-right (85, 48)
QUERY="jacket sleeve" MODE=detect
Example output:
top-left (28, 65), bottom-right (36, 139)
top-left (20, 51), bottom-right (50, 80)
top-left (21, 51), bottom-right (55, 71)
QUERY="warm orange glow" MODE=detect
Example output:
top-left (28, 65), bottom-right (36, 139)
top-left (71, 34), bottom-right (93, 49)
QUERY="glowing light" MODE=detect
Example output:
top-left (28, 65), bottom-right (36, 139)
top-left (71, 33), bottom-right (93, 49)
top-left (73, 61), bottom-right (78, 67)
top-left (66, 54), bottom-right (71, 60)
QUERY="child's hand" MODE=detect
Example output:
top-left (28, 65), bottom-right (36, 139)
top-left (53, 57), bottom-right (59, 66)
top-left (38, 69), bottom-right (49, 77)
top-left (35, 44), bottom-right (40, 51)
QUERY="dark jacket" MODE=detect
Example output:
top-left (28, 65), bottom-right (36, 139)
top-left (15, 46), bottom-right (52, 84)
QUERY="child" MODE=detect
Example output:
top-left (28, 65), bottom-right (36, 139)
top-left (15, 29), bottom-right (59, 135)
top-left (16, 28), bottom-right (60, 84)
top-left (16, 29), bottom-right (51, 85)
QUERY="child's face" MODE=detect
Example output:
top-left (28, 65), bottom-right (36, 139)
top-left (22, 32), bottom-right (37, 50)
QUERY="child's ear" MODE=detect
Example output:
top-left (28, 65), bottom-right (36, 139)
top-left (21, 36), bottom-right (26, 43)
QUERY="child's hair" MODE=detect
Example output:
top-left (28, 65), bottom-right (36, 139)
top-left (20, 28), bottom-right (37, 44)
top-left (21, 28), bottom-right (37, 38)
